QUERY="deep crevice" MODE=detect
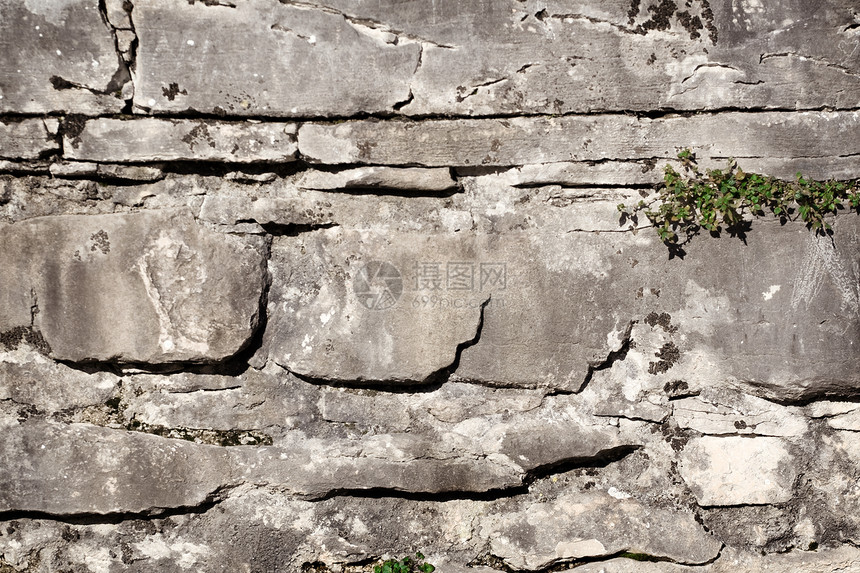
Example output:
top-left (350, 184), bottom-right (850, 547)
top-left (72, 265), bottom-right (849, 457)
top-left (3, 105), bottom-right (860, 127)
top-left (311, 445), bottom-right (640, 503)
top-left (258, 221), bottom-right (338, 236)
top-left (0, 485), bottom-right (234, 526)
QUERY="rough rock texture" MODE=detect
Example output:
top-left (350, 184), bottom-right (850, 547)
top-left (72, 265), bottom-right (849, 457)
top-left (0, 209), bottom-right (267, 363)
top-left (65, 119), bottom-right (299, 163)
top-left (2, 0), bottom-right (860, 571)
top-left (0, 0), bottom-right (130, 115)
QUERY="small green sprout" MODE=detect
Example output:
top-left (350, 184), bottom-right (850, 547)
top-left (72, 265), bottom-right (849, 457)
top-left (618, 149), bottom-right (860, 255)
top-left (374, 552), bottom-right (435, 573)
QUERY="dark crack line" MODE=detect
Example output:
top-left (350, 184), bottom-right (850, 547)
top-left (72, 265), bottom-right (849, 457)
top-left (0, 485), bottom-right (236, 526)
top-left (548, 320), bottom-right (635, 396)
top-left (5, 105), bottom-right (860, 126)
top-left (759, 52), bottom-right (860, 78)
top-left (469, 543), bottom-right (721, 573)
top-left (277, 0), bottom-right (456, 49)
top-left (309, 445), bottom-right (640, 503)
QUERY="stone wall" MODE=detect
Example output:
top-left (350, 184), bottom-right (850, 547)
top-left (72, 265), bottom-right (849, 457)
top-left (1, 0), bottom-right (860, 571)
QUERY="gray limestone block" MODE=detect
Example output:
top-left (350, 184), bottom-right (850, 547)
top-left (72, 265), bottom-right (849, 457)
top-left (479, 490), bottom-right (722, 569)
top-left (132, 0), bottom-right (419, 116)
top-left (263, 229), bottom-right (491, 383)
top-left (0, 0), bottom-right (128, 114)
top-left (230, 438), bottom-right (523, 497)
top-left (0, 209), bottom-right (267, 364)
top-left (0, 346), bottom-right (119, 412)
top-left (314, 0), bottom-right (860, 115)
top-left (64, 118), bottom-right (298, 163)
top-left (672, 389), bottom-right (809, 437)
top-left (257, 210), bottom-right (860, 396)
top-left (0, 419), bottom-right (231, 514)
top-left (298, 111), bottom-right (860, 167)
top-left (0, 119), bottom-right (60, 160)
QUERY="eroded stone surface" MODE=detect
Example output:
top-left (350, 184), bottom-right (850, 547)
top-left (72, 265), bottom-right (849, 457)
top-left (264, 229), bottom-right (491, 383)
top-left (679, 436), bottom-right (797, 506)
top-left (0, 419), bottom-right (231, 514)
top-left (294, 166), bottom-right (457, 192)
top-left (65, 118), bottom-right (298, 163)
top-left (0, 209), bottom-right (267, 364)
top-left (132, 0), bottom-right (419, 116)
top-left (298, 112), bottom-right (860, 166)
top-left (673, 388), bottom-right (808, 436)
top-left (0, 119), bottom-right (60, 160)
top-left (0, 0), bottom-right (129, 115)
top-left (480, 490), bottom-right (721, 569)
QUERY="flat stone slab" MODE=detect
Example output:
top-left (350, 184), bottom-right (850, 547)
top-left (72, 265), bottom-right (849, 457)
top-left (0, 119), bottom-right (60, 160)
top-left (312, 0), bottom-right (860, 116)
top-left (132, 0), bottom-right (419, 116)
top-left (257, 201), bottom-right (860, 396)
top-left (678, 436), bottom-right (796, 506)
top-left (0, 420), bottom-right (231, 514)
top-left (64, 118), bottom-right (298, 163)
top-left (298, 111), bottom-right (860, 166)
top-left (479, 490), bottom-right (722, 570)
top-left (264, 229), bottom-right (490, 383)
top-left (0, 0), bottom-right (128, 115)
top-left (126, 0), bottom-right (859, 117)
top-left (0, 209), bottom-right (267, 364)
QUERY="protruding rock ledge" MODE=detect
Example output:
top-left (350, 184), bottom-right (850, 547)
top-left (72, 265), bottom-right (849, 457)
top-left (64, 118), bottom-right (298, 163)
top-left (480, 490), bottom-right (722, 570)
top-left (298, 112), bottom-right (860, 167)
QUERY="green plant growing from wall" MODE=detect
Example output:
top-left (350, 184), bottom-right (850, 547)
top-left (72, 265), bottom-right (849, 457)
top-left (618, 149), bottom-right (860, 255)
top-left (374, 552), bottom-right (435, 573)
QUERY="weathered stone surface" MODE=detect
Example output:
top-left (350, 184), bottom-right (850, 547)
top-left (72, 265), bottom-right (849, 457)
top-left (65, 118), bottom-right (298, 163)
top-left (673, 388), bottom-right (808, 436)
top-left (570, 546), bottom-right (860, 572)
top-left (479, 490), bottom-right (721, 569)
top-left (0, 0), bottom-right (129, 115)
top-left (0, 119), bottom-right (60, 160)
top-left (264, 229), bottom-right (492, 383)
top-left (0, 209), bottom-right (267, 364)
top-left (679, 436), bottom-right (796, 506)
top-left (0, 419), bottom-right (231, 514)
top-left (132, 0), bottom-right (419, 116)
top-left (295, 166), bottom-right (457, 192)
top-left (246, 187), bottom-right (860, 395)
top-left (50, 161), bottom-right (165, 182)
top-left (126, 0), bottom-right (860, 117)
top-left (298, 112), bottom-right (860, 166)
top-left (0, 346), bottom-right (118, 412)
top-left (310, 0), bottom-right (860, 116)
